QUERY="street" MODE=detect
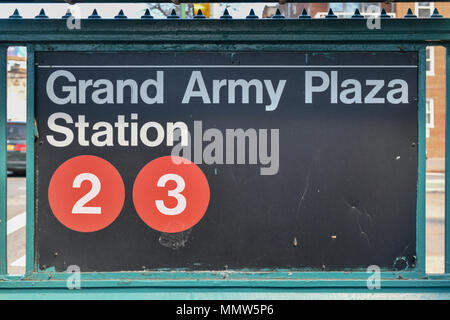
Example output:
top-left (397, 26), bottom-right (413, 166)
top-left (7, 175), bottom-right (26, 275)
top-left (426, 173), bottom-right (445, 274)
top-left (5, 174), bottom-right (446, 275)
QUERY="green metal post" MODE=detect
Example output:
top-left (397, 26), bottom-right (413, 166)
top-left (0, 46), bottom-right (6, 275)
top-left (25, 46), bottom-right (34, 275)
top-left (417, 46), bottom-right (427, 275)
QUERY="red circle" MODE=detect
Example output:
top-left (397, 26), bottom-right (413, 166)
top-left (133, 156), bottom-right (210, 233)
top-left (48, 155), bottom-right (125, 233)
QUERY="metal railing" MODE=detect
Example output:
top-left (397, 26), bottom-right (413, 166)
top-left (0, 4), bottom-right (449, 298)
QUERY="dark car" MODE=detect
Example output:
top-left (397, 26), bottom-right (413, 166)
top-left (7, 121), bottom-right (26, 175)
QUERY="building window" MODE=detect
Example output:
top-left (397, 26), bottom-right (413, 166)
top-left (426, 98), bottom-right (434, 138)
top-left (329, 2), bottom-right (360, 13)
top-left (415, 2), bottom-right (434, 18)
top-left (360, 3), bottom-right (380, 14)
top-left (426, 46), bottom-right (435, 76)
top-left (415, 4), bottom-right (435, 76)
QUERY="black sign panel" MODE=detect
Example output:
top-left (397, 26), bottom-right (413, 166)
top-left (35, 52), bottom-right (418, 272)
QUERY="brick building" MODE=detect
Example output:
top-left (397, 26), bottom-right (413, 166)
top-left (263, 2), bottom-right (448, 172)
top-left (395, 2), bottom-right (449, 172)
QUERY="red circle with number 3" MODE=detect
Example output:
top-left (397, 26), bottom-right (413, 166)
top-left (133, 156), bottom-right (210, 233)
top-left (48, 155), bottom-right (125, 233)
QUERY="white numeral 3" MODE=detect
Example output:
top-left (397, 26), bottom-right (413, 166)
top-left (155, 174), bottom-right (186, 216)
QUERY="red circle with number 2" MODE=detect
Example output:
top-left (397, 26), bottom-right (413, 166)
top-left (48, 155), bottom-right (125, 233)
top-left (133, 156), bottom-right (210, 233)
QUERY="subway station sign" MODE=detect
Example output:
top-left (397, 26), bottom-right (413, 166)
top-left (35, 52), bottom-right (418, 272)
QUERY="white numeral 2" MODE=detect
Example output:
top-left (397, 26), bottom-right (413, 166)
top-left (72, 173), bottom-right (102, 214)
top-left (155, 174), bottom-right (186, 216)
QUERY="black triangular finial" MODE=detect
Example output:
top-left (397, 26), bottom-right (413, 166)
top-left (379, 8), bottom-right (391, 19)
top-left (246, 8), bottom-right (258, 19)
top-left (431, 8), bottom-right (443, 18)
top-left (88, 9), bottom-right (101, 19)
top-left (404, 8), bottom-right (417, 19)
top-left (351, 8), bottom-right (364, 19)
top-left (114, 9), bottom-right (127, 19)
top-left (9, 9), bottom-right (22, 19)
top-left (272, 8), bottom-right (285, 19)
top-left (194, 9), bottom-right (206, 19)
top-left (35, 8), bottom-right (49, 19)
top-left (298, 8), bottom-right (311, 19)
top-left (141, 8), bottom-right (154, 19)
top-left (167, 9), bottom-right (179, 19)
top-left (220, 8), bottom-right (232, 19)
top-left (62, 9), bottom-right (72, 19)
top-left (325, 8), bottom-right (337, 19)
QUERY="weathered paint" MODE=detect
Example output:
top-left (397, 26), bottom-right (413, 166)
top-left (417, 47), bottom-right (427, 276)
top-left (0, 19), bottom-right (449, 44)
top-left (25, 45), bottom-right (34, 276)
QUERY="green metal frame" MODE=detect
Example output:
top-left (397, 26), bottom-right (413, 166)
top-left (0, 46), bottom-right (6, 276)
top-left (0, 19), bottom-right (449, 43)
top-left (25, 46), bottom-right (34, 276)
top-left (0, 15), bottom-right (449, 299)
top-left (418, 46), bottom-right (427, 277)
top-left (26, 42), bottom-right (429, 279)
